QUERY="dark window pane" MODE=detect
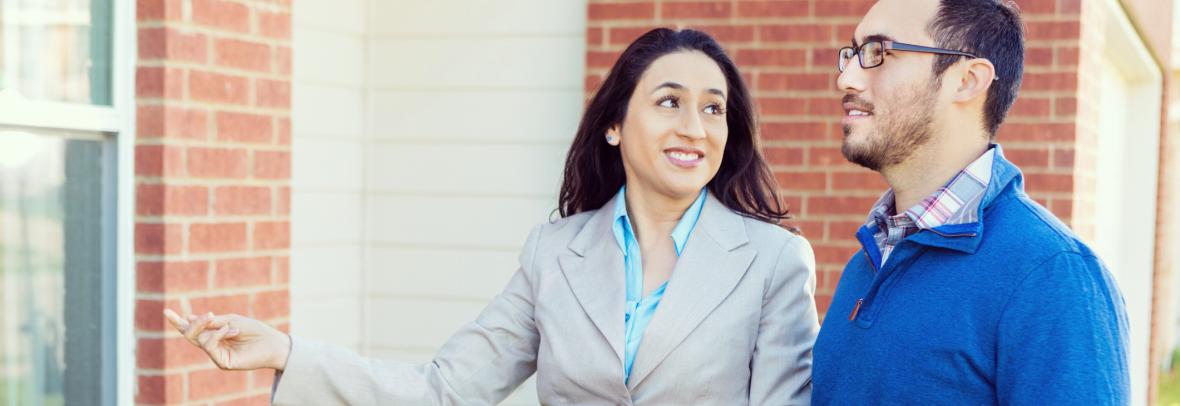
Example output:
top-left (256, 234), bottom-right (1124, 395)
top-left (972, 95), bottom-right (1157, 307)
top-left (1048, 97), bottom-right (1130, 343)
top-left (0, 130), bottom-right (111, 406)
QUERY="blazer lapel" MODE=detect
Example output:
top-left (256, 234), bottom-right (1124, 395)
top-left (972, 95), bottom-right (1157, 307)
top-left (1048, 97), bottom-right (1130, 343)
top-left (626, 195), bottom-right (756, 390)
top-left (558, 195), bottom-right (626, 364)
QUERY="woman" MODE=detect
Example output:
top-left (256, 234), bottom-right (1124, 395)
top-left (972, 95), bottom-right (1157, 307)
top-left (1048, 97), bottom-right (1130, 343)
top-left (165, 28), bottom-right (818, 405)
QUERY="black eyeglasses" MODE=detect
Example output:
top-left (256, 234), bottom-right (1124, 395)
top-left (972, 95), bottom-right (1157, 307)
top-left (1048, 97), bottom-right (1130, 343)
top-left (839, 40), bottom-right (979, 72)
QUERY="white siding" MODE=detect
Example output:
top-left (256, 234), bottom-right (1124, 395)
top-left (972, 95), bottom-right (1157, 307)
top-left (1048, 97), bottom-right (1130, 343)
top-left (289, 0), bottom-right (368, 351)
top-left (291, 1), bottom-right (586, 403)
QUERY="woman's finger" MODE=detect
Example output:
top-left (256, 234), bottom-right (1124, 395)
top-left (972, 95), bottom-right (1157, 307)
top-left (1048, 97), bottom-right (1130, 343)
top-left (184, 315), bottom-right (214, 345)
top-left (163, 308), bottom-right (190, 332)
top-left (201, 325), bottom-right (233, 367)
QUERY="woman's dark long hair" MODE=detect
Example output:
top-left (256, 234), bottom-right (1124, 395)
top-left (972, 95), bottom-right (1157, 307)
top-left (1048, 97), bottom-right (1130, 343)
top-left (558, 28), bottom-right (790, 224)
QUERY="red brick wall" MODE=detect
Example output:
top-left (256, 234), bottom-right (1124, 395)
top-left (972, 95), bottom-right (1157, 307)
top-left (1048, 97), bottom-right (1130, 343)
top-left (585, 0), bottom-right (1083, 318)
top-left (134, 0), bottom-right (292, 404)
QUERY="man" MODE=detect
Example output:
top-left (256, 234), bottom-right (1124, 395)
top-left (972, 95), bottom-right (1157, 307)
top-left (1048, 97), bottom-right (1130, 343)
top-left (811, 0), bottom-right (1129, 404)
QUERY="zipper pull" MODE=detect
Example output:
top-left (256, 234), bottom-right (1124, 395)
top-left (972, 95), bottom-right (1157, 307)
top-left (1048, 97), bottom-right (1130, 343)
top-left (848, 298), bottom-right (864, 321)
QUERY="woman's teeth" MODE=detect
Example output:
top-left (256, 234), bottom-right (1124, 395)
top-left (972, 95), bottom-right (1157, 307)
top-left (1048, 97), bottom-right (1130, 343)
top-left (667, 151), bottom-right (700, 161)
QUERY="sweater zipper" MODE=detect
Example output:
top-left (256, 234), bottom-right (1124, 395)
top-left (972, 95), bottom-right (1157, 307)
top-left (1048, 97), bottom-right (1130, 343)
top-left (850, 251), bottom-right (877, 321)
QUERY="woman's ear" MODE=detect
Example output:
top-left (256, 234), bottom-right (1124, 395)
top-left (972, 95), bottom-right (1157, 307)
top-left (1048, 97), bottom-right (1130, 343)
top-left (606, 126), bottom-right (621, 146)
top-left (954, 58), bottom-right (996, 104)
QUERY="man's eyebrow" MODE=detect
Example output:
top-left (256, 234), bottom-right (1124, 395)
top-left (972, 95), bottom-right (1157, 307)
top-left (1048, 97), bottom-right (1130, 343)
top-left (852, 33), bottom-right (896, 47)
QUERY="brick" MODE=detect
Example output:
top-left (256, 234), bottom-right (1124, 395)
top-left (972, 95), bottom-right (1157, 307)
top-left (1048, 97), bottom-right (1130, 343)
top-left (135, 373), bottom-right (184, 405)
top-left (137, 0), bottom-right (183, 22)
top-left (1025, 173), bottom-right (1074, 193)
top-left (1026, 21), bottom-right (1080, 41)
top-left (214, 186), bottom-right (272, 215)
top-left (136, 144), bottom-right (185, 178)
top-left (252, 289), bottom-right (290, 320)
top-left (135, 222), bottom-right (184, 255)
top-left (1020, 0), bottom-right (1057, 13)
top-left (188, 147), bottom-right (249, 178)
top-left (216, 112), bottom-right (273, 143)
top-left (189, 222), bottom-right (249, 253)
top-left (137, 184), bottom-right (208, 216)
top-left (136, 298), bottom-right (183, 331)
top-left (190, 294), bottom-right (252, 317)
top-left (275, 46), bottom-right (292, 75)
top-left (257, 10), bottom-right (291, 39)
top-left (214, 38), bottom-right (271, 72)
top-left (274, 256), bottom-right (290, 284)
top-left (735, 49), bottom-right (807, 68)
top-left (609, 26), bottom-right (660, 46)
top-left (214, 257), bottom-right (272, 288)
top-left (688, 25), bottom-right (755, 43)
top-left (190, 70), bottom-right (250, 105)
top-left (136, 66), bottom-right (185, 99)
top-left (764, 147), bottom-right (805, 166)
top-left (275, 186), bottom-right (291, 215)
top-left (253, 221), bottom-right (290, 250)
top-left (137, 105), bottom-right (165, 138)
top-left (758, 97), bottom-right (809, 116)
top-left (760, 24), bottom-right (832, 44)
top-left (831, 171), bottom-right (886, 190)
top-left (812, 243), bottom-right (858, 265)
top-left (761, 122), bottom-right (828, 141)
top-left (276, 117), bottom-right (292, 145)
top-left (192, 0), bottom-right (250, 33)
top-left (587, 50), bottom-right (621, 69)
top-left (1053, 147), bottom-right (1076, 169)
top-left (1010, 97), bottom-right (1051, 117)
top-left (736, 1), bottom-right (809, 18)
top-left (189, 369), bottom-right (250, 401)
top-left (256, 79), bottom-right (291, 108)
top-left (1025, 46), bottom-right (1054, 67)
top-left (662, 2), bottom-right (731, 19)
top-left (137, 337), bottom-right (210, 369)
top-left (137, 260), bottom-right (210, 293)
top-left (1003, 148), bottom-right (1050, 168)
top-left (997, 123), bottom-right (1076, 142)
top-left (138, 27), bottom-right (208, 63)
top-left (588, 2), bottom-right (655, 20)
top-left (776, 171), bottom-right (827, 190)
top-left (806, 196), bottom-right (878, 216)
top-left (1021, 72), bottom-right (1078, 91)
top-left (173, 107), bottom-right (210, 140)
top-left (253, 150), bottom-right (291, 179)
top-left (814, 0), bottom-right (874, 17)
top-left (587, 27), bottom-right (605, 47)
top-left (1056, 96), bottom-right (1077, 117)
top-left (758, 73), bottom-right (833, 91)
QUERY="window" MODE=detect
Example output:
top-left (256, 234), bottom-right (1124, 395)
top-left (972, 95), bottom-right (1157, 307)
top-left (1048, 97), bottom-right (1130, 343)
top-left (0, 0), bottom-right (131, 404)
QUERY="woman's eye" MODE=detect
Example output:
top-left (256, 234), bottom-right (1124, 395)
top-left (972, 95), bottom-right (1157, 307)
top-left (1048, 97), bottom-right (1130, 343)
top-left (658, 97), bottom-right (678, 108)
top-left (704, 104), bottom-right (725, 115)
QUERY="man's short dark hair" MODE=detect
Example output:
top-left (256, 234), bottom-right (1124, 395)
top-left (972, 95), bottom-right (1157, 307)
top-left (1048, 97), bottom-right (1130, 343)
top-left (928, 0), bottom-right (1024, 137)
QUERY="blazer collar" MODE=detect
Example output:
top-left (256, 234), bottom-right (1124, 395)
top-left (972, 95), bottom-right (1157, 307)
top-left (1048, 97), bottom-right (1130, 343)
top-left (559, 192), bottom-right (757, 388)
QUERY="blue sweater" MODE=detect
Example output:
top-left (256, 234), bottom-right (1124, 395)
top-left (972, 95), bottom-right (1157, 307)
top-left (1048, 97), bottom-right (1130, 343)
top-left (812, 146), bottom-right (1129, 405)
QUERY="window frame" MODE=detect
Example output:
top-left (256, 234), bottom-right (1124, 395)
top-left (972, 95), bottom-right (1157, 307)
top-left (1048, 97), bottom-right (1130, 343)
top-left (0, 0), bottom-right (135, 403)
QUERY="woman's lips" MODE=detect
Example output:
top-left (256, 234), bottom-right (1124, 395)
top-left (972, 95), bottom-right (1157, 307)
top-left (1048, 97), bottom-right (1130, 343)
top-left (664, 148), bottom-right (704, 168)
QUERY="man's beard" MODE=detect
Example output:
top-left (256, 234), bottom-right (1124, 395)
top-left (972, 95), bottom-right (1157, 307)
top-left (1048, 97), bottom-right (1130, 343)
top-left (841, 82), bottom-right (939, 172)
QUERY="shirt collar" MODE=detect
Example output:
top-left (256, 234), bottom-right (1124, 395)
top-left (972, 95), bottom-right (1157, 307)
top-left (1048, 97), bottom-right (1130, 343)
top-left (864, 147), bottom-right (997, 232)
top-left (612, 186), bottom-right (708, 256)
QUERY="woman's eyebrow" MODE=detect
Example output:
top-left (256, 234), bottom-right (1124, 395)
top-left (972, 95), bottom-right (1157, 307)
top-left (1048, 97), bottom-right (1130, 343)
top-left (651, 81), bottom-right (684, 94)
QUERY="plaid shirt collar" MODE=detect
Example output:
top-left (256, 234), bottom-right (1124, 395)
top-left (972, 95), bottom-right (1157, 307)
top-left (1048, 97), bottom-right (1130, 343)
top-left (866, 147), bottom-right (996, 263)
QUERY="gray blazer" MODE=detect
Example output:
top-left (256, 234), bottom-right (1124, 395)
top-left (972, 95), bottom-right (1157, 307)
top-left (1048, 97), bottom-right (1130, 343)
top-left (272, 193), bottom-right (819, 405)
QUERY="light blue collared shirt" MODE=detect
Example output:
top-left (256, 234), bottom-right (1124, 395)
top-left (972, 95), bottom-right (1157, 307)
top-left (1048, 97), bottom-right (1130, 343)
top-left (611, 186), bottom-right (707, 383)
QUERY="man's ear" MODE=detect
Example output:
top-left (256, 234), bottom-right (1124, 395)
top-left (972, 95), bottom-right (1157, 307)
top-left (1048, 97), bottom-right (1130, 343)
top-left (953, 58), bottom-right (996, 104)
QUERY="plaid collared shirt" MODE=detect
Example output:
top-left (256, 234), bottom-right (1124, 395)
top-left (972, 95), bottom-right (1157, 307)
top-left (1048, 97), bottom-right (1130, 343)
top-left (866, 148), bottom-right (995, 265)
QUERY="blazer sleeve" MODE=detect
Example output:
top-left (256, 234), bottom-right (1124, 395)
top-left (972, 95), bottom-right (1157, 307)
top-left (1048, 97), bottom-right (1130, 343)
top-left (748, 234), bottom-right (820, 406)
top-left (271, 224), bottom-right (545, 406)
